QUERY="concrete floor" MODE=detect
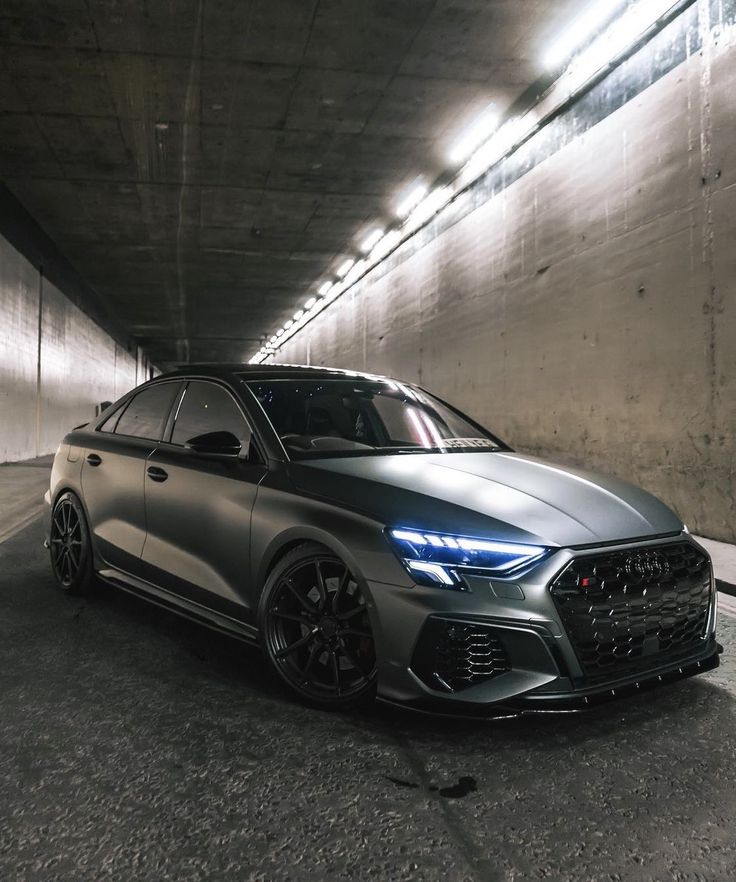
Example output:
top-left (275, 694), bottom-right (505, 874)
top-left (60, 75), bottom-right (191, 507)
top-left (1, 464), bottom-right (736, 881)
top-left (0, 456), bottom-right (53, 544)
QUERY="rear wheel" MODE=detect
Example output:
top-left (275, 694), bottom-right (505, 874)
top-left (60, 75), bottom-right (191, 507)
top-left (260, 543), bottom-right (377, 709)
top-left (49, 492), bottom-right (94, 594)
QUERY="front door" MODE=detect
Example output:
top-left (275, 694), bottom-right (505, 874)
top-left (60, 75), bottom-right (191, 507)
top-left (140, 380), bottom-right (267, 621)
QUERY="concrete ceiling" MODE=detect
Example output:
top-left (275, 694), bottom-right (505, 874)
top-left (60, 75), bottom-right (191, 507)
top-left (0, 0), bottom-right (581, 367)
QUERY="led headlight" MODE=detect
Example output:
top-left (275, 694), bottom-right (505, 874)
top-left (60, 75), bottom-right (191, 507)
top-left (387, 528), bottom-right (548, 589)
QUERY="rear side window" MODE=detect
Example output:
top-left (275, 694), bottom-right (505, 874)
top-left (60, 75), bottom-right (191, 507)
top-left (114, 383), bottom-right (180, 441)
top-left (170, 381), bottom-right (250, 446)
top-left (98, 401), bottom-right (126, 433)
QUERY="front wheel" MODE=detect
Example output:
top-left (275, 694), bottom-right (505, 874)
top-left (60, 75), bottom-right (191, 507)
top-left (259, 543), bottom-right (377, 710)
top-left (49, 491), bottom-right (94, 594)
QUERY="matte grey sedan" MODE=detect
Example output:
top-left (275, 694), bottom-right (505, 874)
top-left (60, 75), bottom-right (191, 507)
top-left (45, 364), bottom-right (721, 714)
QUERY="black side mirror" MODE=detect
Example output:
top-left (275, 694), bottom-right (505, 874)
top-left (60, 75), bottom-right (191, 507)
top-left (185, 430), bottom-right (242, 458)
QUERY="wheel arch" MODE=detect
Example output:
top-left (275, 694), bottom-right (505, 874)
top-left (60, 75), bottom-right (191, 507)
top-left (256, 525), bottom-right (376, 609)
top-left (51, 485), bottom-right (93, 530)
top-left (49, 484), bottom-right (103, 569)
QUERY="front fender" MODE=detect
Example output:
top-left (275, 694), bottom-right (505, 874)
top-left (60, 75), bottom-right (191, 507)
top-left (250, 481), bottom-right (413, 607)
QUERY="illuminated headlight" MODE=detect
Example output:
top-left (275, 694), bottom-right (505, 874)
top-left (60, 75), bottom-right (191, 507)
top-left (387, 528), bottom-right (548, 589)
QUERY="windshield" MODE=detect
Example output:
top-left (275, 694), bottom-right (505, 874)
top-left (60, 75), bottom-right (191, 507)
top-left (243, 377), bottom-right (506, 459)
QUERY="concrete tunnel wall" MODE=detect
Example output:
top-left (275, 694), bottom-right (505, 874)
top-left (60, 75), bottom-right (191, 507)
top-left (270, 6), bottom-right (736, 543)
top-left (0, 231), bottom-right (149, 463)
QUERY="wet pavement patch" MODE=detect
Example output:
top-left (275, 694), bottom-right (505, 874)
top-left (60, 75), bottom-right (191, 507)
top-left (436, 776), bottom-right (477, 799)
top-left (385, 775), bottom-right (478, 799)
top-left (385, 775), bottom-right (420, 790)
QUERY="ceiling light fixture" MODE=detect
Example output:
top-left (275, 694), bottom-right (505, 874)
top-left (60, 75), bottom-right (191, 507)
top-left (324, 281), bottom-right (343, 303)
top-left (545, 0), bottom-right (621, 70)
top-left (459, 115), bottom-right (536, 186)
top-left (370, 228), bottom-right (402, 262)
top-left (336, 258), bottom-right (354, 278)
top-left (361, 228), bottom-right (384, 253)
top-left (254, 0), bottom-right (683, 365)
top-left (546, 0), bottom-right (678, 81)
top-left (449, 103), bottom-right (498, 165)
top-left (405, 187), bottom-right (451, 231)
top-left (396, 183), bottom-right (428, 219)
top-left (343, 259), bottom-right (367, 286)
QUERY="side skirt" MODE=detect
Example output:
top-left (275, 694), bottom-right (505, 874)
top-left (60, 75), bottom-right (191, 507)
top-left (97, 567), bottom-right (260, 646)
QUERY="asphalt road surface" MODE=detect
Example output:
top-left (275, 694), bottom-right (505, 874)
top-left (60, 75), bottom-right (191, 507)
top-left (1, 519), bottom-right (735, 882)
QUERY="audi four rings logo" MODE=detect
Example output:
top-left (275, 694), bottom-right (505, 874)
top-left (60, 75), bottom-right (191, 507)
top-left (621, 552), bottom-right (669, 581)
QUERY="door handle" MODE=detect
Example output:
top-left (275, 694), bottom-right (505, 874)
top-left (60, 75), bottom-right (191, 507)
top-left (146, 466), bottom-right (168, 483)
top-left (86, 453), bottom-right (102, 467)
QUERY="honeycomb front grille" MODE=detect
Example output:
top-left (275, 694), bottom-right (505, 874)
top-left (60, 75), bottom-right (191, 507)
top-left (411, 620), bottom-right (511, 693)
top-left (550, 541), bottom-right (712, 680)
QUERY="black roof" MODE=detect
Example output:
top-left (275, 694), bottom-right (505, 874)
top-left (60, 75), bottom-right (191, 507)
top-left (156, 363), bottom-right (394, 383)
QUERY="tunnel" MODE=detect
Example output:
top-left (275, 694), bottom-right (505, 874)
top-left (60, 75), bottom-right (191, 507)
top-left (1, 1), bottom-right (735, 880)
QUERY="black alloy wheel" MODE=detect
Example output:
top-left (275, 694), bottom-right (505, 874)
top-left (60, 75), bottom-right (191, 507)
top-left (261, 543), bottom-right (377, 708)
top-left (49, 492), bottom-right (94, 594)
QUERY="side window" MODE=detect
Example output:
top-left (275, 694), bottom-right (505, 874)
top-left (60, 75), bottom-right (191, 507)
top-left (98, 401), bottom-right (127, 433)
top-left (114, 383), bottom-right (180, 441)
top-left (170, 381), bottom-right (250, 447)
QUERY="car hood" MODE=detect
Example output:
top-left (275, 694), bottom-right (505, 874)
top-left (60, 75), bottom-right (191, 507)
top-left (291, 451), bottom-right (683, 548)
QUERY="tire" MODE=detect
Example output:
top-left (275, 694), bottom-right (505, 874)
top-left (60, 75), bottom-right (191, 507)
top-left (49, 491), bottom-right (95, 595)
top-left (259, 542), bottom-right (377, 710)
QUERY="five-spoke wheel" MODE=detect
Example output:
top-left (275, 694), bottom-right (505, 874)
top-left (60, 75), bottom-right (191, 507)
top-left (260, 543), bottom-right (377, 708)
top-left (49, 491), bottom-right (93, 593)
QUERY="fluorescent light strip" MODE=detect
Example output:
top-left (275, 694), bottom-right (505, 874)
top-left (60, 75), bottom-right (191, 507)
top-left (336, 258), bottom-right (354, 278)
top-left (324, 282), bottom-right (343, 303)
top-left (255, 275), bottom-right (346, 363)
top-left (449, 104), bottom-right (498, 165)
top-left (458, 115), bottom-right (537, 189)
top-left (405, 187), bottom-right (451, 232)
top-left (254, 0), bottom-right (685, 363)
top-left (361, 229), bottom-right (384, 252)
top-left (544, 0), bottom-right (621, 70)
top-left (396, 183), bottom-right (428, 219)
top-left (369, 229), bottom-right (402, 263)
top-left (343, 259), bottom-right (367, 286)
top-left (563, 0), bottom-right (681, 93)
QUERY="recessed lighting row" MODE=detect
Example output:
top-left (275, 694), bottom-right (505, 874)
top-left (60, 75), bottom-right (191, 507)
top-left (250, 0), bottom-right (682, 364)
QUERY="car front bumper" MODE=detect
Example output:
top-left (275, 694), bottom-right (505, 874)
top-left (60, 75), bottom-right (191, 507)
top-left (367, 532), bottom-right (720, 715)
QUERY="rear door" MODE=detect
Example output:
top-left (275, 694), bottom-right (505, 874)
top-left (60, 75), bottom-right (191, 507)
top-left (139, 379), bottom-right (267, 620)
top-left (81, 380), bottom-right (182, 574)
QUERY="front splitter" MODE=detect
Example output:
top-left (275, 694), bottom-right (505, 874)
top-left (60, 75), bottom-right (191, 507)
top-left (377, 645), bottom-right (722, 720)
